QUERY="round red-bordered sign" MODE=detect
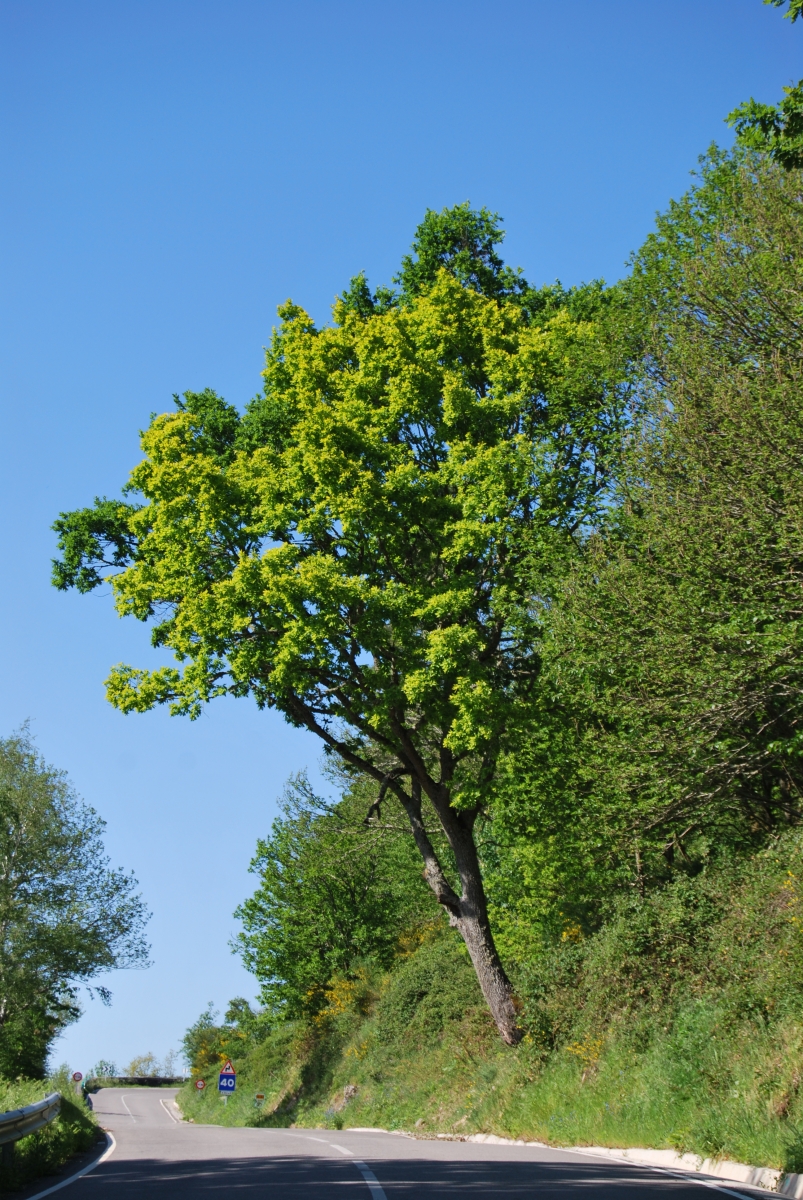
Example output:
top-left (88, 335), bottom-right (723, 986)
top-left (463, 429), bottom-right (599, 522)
top-left (194, 1078), bottom-right (206, 1091)
top-left (72, 1072), bottom-right (83, 1082)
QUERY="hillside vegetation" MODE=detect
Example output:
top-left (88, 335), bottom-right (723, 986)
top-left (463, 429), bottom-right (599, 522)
top-left (178, 808), bottom-right (803, 1174)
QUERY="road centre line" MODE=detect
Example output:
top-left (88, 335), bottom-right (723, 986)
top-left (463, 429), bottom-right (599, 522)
top-left (294, 1134), bottom-right (387, 1200)
top-left (353, 1159), bottom-right (388, 1200)
top-left (120, 1095), bottom-right (135, 1121)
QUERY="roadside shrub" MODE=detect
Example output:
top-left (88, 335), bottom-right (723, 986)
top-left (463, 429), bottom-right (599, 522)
top-left (0, 1071), bottom-right (99, 1192)
top-left (376, 933), bottom-right (483, 1044)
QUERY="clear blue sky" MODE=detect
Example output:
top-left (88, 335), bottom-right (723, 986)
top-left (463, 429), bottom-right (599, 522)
top-left (0, 0), bottom-right (798, 1075)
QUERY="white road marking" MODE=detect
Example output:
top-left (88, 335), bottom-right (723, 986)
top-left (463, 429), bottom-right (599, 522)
top-left (326, 1134), bottom-right (758, 1200)
top-left (287, 1133), bottom-right (387, 1199)
top-left (159, 1097), bottom-right (179, 1123)
top-left (22, 1131), bottom-right (117, 1200)
top-left (353, 1158), bottom-right (388, 1200)
top-left (568, 1148), bottom-right (765, 1200)
top-left (664, 1173), bottom-right (760, 1200)
top-left (120, 1094), bottom-right (135, 1121)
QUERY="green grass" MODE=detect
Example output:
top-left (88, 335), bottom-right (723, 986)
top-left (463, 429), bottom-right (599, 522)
top-left (0, 1069), bottom-right (100, 1192)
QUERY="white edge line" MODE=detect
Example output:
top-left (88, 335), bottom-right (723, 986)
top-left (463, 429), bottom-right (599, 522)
top-left (159, 1097), bottom-right (179, 1124)
top-left (661, 1170), bottom-right (763, 1200)
top-left (23, 1131), bottom-right (116, 1200)
top-left (566, 1147), bottom-right (764, 1200)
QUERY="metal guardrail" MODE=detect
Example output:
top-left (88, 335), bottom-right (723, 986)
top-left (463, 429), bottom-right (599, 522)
top-left (0, 1092), bottom-right (60, 1165)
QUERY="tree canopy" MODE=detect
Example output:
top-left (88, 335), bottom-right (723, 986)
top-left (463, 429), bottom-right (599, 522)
top-left (52, 205), bottom-right (628, 1043)
top-left (0, 730), bottom-right (150, 1076)
top-left (727, 0), bottom-right (803, 168)
top-left (482, 147), bottom-right (803, 961)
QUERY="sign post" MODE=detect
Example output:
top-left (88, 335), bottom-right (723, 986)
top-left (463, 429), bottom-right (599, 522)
top-left (218, 1059), bottom-right (236, 1105)
top-left (72, 1071), bottom-right (83, 1097)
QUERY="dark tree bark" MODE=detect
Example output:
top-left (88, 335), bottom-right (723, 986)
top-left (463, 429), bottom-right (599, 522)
top-left (395, 780), bottom-right (521, 1046)
top-left (288, 701), bottom-right (521, 1045)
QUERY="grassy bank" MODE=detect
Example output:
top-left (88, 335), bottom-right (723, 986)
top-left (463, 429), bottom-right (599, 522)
top-left (178, 977), bottom-right (803, 1173)
top-left (178, 828), bottom-right (803, 1176)
top-left (0, 1070), bottom-right (99, 1193)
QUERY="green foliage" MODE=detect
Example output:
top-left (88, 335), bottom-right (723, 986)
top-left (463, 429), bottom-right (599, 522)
top-left (514, 825), bottom-right (803, 1048)
top-left (52, 203), bottom-right (628, 1040)
top-left (0, 1070), bottom-right (99, 1192)
top-left (726, 0), bottom-right (803, 168)
top-left (179, 927), bottom-right (495, 1130)
top-left (51, 497), bottom-right (140, 594)
top-left (233, 773), bottom-right (439, 1017)
top-left (765, 0), bottom-right (803, 22)
top-left (0, 730), bottom-right (150, 1077)
top-left (375, 934), bottom-right (482, 1044)
top-left (122, 1051), bottom-right (179, 1076)
top-left (53, 235), bottom-right (622, 763)
top-left (728, 82), bottom-right (803, 169)
top-left (182, 998), bottom-right (272, 1075)
top-left (484, 152), bottom-right (803, 940)
top-left (394, 202), bottom-right (528, 302)
top-left (172, 388), bottom-right (241, 464)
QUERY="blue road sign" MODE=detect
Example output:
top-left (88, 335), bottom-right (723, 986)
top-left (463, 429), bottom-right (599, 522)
top-left (218, 1059), bottom-right (236, 1093)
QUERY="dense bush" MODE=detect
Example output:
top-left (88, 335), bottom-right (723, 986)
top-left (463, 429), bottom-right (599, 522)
top-left (0, 1072), bottom-right (99, 1192)
top-left (233, 772), bottom-right (440, 1018)
top-left (376, 935), bottom-right (482, 1045)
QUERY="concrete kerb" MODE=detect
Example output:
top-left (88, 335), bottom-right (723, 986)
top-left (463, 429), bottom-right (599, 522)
top-left (346, 1128), bottom-right (803, 1195)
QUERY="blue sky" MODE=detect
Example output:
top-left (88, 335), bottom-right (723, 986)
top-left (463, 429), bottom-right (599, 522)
top-left (0, 0), bottom-right (798, 1074)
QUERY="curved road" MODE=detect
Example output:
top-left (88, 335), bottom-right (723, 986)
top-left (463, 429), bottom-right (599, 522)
top-left (42, 1088), bottom-right (768, 1199)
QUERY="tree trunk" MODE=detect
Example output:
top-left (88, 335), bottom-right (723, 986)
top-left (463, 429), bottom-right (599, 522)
top-left (453, 907), bottom-right (520, 1045)
top-left (397, 778), bottom-right (521, 1046)
top-left (447, 820), bottom-right (521, 1046)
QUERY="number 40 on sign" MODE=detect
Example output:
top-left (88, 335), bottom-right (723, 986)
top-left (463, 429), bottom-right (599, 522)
top-left (218, 1060), bottom-right (236, 1095)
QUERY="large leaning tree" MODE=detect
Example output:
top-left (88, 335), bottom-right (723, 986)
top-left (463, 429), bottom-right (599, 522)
top-left (52, 206), bottom-right (627, 1043)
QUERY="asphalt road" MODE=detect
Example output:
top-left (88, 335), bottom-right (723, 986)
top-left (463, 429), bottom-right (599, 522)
top-left (38, 1087), bottom-right (769, 1200)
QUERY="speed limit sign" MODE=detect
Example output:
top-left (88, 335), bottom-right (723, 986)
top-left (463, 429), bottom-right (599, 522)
top-left (194, 1078), bottom-right (206, 1091)
top-left (72, 1072), bottom-right (83, 1083)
